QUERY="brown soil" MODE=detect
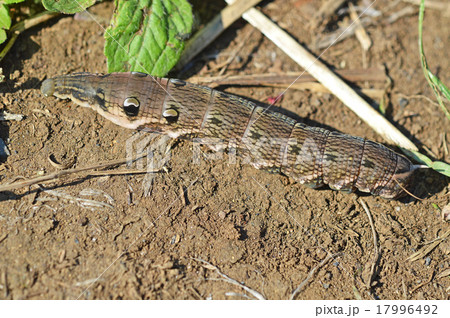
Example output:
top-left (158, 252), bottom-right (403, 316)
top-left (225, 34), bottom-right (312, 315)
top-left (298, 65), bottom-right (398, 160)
top-left (0, 0), bottom-right (449, 300)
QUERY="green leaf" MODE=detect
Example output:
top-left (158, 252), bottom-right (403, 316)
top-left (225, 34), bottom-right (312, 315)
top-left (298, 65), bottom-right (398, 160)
top-left (402, 148), bottom-right (450, 177)
top-left (105, 0), bottom-right (193, 76)
top-left (430, 161), bottom-right (450, 177)
top-left (0, 4), bottom-right (11, 29)
top-left (3, 0), bottom-right (26, 4)
top-left (402, 149), bottom-right (431, 166)
top-left (0, 3), bottom-right (10, 44)
top-left (42, 0), bottom-right (96, 14)
top-left (0, 29), bottom-right (6, 44)
top-left (431, 203), bottom-right (441, 212)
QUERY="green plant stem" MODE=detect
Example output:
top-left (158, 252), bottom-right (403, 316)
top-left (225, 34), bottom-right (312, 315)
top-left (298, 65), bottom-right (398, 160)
top-left (0, 11), bottom-right (59, 63)
top-left (418, 0), bottom-right (450, 120)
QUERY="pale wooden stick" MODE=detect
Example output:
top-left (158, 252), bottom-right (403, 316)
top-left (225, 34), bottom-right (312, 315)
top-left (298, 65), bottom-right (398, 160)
top-left (176, 0), bottom-right (264, 69)
top-left (226, 0), bottom-right (418, 151)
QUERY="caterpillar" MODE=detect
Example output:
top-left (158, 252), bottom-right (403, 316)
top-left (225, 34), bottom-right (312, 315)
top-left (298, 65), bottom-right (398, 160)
top-left (41, 72), bottom-right (416, 199)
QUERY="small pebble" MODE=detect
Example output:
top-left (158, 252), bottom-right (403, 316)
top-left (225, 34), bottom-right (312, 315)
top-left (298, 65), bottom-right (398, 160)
top-left (270, 51), bottom-right (277, 62)
top-left (398, 97), bottom-right (409, 108)
top-left (310, 97), bottom-right (322, 107)
top-left (425, 256), bottom-right (431, 266)
top-left (170, 234), bottom-right (181, 244)
top-left (322, 93), bottom-right (332, 102)
top-left (218, 211), bottom-right (227, 220)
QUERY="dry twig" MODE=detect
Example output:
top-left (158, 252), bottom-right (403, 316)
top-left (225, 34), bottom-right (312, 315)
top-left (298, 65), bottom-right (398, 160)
top-left (349, 3), bottom-right (372, 52)
top-left (359, 199), bottom-right (380, 289)
top-left (386, 6), bottom-right (416, 24)
top-left (39, 188), bottom-right (114, 209)
top-left (290, 252), bottom-right (340, 300)
top-left (0, 154), bottom-right (155, 192)
top-left (407, 229), bottom-right (450, 262)
top-left (193, 258), bottom-right (266, 300)
top-left (410, 270), bottom-right (435, 293)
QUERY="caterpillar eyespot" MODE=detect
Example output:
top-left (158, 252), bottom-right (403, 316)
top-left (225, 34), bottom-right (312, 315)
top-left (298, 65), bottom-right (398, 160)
top-left (123, 97), bottom-right (140, 117)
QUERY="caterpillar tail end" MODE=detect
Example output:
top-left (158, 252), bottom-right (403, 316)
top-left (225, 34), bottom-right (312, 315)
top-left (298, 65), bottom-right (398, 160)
top-left (379, 155), bottom-right (415, 199)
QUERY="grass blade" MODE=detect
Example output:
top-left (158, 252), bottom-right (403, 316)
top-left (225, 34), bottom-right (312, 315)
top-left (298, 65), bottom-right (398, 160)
top-left (418, 0), bottom-right (450, 120)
